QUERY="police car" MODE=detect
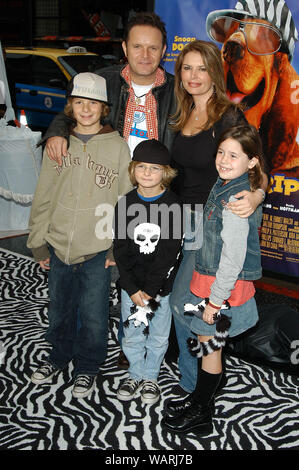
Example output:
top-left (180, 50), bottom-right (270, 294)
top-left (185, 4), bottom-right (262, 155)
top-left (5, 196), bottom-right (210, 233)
top-left (5, 46), bottom-right (105, 129)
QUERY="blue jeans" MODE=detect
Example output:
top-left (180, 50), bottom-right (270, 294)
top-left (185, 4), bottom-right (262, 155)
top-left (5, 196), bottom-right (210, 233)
top-left (170, 248), bottom-right (198, 392)
top-left (169, 207), bottom-right (202, 393)
top-left (121, 290), bottom-right (172, 381)
top-left (46, 249), bottom-right (111, 377)
top-left (118, 312), bottom-right (124, 347)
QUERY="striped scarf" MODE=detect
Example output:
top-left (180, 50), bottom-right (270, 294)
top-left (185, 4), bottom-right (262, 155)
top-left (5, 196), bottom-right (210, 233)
top-left (121, 64), bottom-right (165, 142)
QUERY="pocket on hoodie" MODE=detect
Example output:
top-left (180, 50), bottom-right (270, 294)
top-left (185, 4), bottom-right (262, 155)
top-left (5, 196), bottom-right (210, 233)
top-left (48, 203), bottom-right (74, 242)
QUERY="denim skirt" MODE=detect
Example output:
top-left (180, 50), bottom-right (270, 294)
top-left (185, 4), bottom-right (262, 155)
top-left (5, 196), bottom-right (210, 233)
top-left (187, 291), bottom-right (259, 338)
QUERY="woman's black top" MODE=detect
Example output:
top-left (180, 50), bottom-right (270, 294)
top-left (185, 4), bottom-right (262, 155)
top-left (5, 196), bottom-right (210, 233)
top-left (171, 106), bottom-right (247, 207)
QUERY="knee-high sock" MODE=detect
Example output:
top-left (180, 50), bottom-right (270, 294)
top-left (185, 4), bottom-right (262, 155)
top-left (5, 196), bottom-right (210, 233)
top-left (192, 364), bottom-right (223, 406)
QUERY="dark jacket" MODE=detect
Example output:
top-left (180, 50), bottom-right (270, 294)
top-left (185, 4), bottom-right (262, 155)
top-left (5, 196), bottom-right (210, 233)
top-left (43, 64), bottom-right (176, 151)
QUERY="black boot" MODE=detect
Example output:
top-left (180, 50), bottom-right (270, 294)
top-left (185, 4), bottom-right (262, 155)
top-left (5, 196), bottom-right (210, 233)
top-left (164, 392), bottom-right (216, 417)
top-left (164, 358), bottom-right (225, 417)
top-left (161, 401), bottom-right (213, 435)
top-left (162, 367), bottom-right (223, 435)
top-left (164, 392), bottom-right (196, 417)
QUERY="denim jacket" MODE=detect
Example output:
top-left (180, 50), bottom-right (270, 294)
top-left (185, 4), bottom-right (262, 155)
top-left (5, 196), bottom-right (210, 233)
top-left (195, 172), bottom-right (262, 282)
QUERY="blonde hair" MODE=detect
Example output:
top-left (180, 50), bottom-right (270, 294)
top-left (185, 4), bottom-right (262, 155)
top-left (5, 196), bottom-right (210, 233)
top-left (172, 40), bottom-right (239, 132)
top-left (128, 161), bottom-right (177, 189)
top-left (64, 97), bottom-right (110, 122)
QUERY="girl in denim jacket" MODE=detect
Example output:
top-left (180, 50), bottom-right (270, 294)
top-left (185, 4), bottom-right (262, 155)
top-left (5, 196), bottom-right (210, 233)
top-left (162, 124), bottom-right (267, 435)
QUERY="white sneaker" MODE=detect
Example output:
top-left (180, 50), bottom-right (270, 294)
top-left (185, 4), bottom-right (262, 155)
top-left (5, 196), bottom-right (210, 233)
top-left (141, 380), bottom-right (160, 405)
top-left (31, 361), bottom-right (59, 384)
top-left (117, 378), bottom-right (142, 401)
top-left (72, 375), bottom-right (95, 398)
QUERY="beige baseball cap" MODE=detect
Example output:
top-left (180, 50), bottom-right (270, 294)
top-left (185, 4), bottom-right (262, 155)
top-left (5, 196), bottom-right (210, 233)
top-left (66, 72), bottom-right (109, 103)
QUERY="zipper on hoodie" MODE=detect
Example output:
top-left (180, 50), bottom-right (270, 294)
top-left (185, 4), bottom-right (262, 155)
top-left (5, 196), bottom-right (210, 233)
top-left (65, 141), bottom-right (86, 264)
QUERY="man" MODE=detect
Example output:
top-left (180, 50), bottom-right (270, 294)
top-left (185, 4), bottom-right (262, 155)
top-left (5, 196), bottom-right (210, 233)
top-left (43, 12), bottom-right (179, 373)
top-left (45, 12), bottom-right (176, 162)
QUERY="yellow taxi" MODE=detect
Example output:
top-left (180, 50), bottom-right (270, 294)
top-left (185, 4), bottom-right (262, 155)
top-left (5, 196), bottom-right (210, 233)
top-left (5, 46), bottom-right (105, 128)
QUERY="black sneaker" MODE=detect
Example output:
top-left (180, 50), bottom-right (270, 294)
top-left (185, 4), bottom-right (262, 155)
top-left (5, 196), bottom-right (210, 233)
top-left (31, 361), bottom-right (59, 384)
top-left (117, 378), bottom-right (142, 401)
top-left (141, 380), bottom-right (160, 405)
top-left (72, 375), bottom-right (95, 398)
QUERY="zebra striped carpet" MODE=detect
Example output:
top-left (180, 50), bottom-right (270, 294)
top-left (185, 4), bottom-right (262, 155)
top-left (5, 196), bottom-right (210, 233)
top-left (1, 247), bottom-right (299, 451)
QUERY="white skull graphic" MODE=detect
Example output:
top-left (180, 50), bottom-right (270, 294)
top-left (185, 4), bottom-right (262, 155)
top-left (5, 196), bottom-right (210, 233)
top-left (134, 223), bottom-right (161, 254)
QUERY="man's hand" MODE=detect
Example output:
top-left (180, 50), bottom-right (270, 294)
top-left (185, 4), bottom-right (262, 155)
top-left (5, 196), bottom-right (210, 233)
top-left (227, 189), bottom-right (263, 218)
top-left (46, 136), bottom-right (68, 166)
top-left (39, 258), bottom-right (50, 270)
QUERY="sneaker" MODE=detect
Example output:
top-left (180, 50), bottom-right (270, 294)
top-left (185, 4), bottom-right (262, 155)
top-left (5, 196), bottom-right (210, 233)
top-left (117, 378), bottom-right (142, 401)
top-left (117, 350), bottom-right (130, 370)
top-left (72, 375), bottom-right (95, 398)
top-left (141, 380), bottom-right (160, 405)
top-left (31, 361), bottom-right (59, 384)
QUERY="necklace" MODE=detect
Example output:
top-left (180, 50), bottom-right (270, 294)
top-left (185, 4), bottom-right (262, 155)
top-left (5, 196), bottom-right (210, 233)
top-left (191, 104), bottom-right (201, 121)
top-left (133, 90), bottom-right (147, 105)
top-left (194, 111), bottom-right (202, 122)
top-left (192, 105), bottom-right (207, 125)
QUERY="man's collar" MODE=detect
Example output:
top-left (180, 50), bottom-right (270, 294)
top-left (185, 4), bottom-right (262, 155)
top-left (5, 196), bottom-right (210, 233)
top-left (121, 64), bottom-right (166, 88)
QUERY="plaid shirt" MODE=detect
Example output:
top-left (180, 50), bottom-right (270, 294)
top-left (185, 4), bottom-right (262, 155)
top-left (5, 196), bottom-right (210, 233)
top-left (121, 64), bottom-right (165, 142)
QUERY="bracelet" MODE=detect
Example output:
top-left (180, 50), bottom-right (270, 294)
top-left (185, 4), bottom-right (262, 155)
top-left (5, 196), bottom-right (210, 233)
top-left (257, 188), bottom-right (266, 202)
top-left (208, 301), bottom-right (222, 310)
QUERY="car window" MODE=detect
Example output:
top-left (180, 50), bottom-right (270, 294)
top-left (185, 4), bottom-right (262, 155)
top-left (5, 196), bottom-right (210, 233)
top-left (6, 53), bottom-right (68, 89)
top-left (31, 56), bottom-right (68, 89)
top-left (6, 53), bottom-right (33, 84)
top-left (58, 55), bottom-right (106, 76)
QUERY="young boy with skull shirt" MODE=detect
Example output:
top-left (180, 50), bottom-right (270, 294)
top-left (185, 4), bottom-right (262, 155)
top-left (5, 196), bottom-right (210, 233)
top-left (113, 139), bottom-right (184, 405)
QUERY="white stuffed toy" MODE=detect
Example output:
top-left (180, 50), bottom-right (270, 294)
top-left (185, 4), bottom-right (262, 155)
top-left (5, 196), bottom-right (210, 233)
top-left (124, 296), bottom-right (161, 336)
top-left (184, 297), bottom-right (231, 356)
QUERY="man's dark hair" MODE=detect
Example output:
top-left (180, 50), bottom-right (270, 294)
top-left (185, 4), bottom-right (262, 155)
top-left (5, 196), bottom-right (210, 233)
top-left (123, 11), bottom-right (167, 47)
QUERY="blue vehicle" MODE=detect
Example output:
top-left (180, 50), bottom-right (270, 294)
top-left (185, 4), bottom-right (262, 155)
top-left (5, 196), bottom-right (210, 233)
top-left (5, 46), bottom-right (105, 129)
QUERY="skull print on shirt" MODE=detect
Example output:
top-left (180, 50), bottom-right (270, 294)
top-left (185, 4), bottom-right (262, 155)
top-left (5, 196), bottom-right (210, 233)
top-left (133, 223), bottom-right (161, 255)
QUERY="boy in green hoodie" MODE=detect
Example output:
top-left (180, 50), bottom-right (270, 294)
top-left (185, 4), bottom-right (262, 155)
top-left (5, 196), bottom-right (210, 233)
top-left (27, 72), bottom-right (131, 398)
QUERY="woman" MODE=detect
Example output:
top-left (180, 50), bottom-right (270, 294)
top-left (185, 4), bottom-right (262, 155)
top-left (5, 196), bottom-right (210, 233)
top-left (168, 40), bottom-right (267, 396)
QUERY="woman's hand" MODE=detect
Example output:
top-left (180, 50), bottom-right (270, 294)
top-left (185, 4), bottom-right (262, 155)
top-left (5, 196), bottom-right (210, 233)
top-left (227, 189), bottom-right (264, 218)
top-left (46, 137), bottom-right (68, 165)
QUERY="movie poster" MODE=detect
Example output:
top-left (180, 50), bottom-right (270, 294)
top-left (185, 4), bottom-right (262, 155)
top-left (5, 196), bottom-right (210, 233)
top-left (155, 0), bottom-right (299, 277)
